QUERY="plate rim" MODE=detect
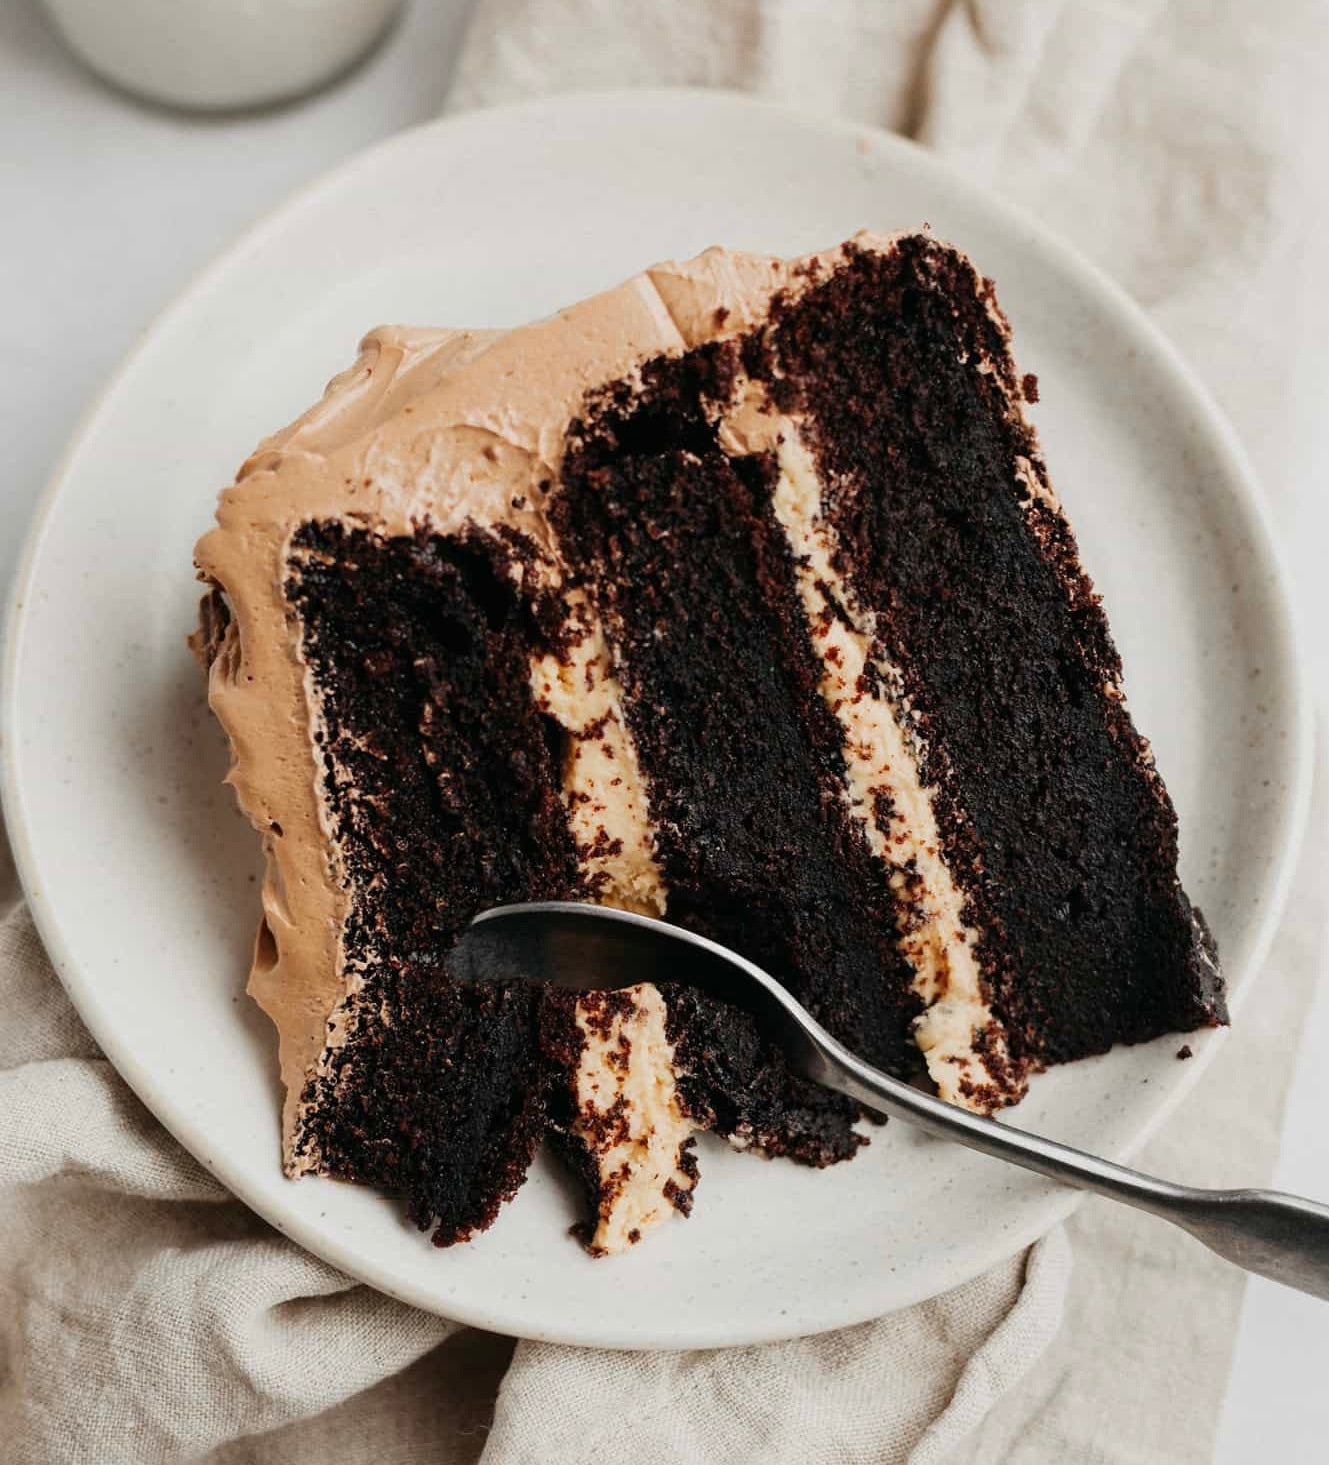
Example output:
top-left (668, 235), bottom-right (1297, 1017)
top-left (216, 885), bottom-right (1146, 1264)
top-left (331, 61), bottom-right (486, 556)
top-left (1, 86), bottom-right (1314, 1348)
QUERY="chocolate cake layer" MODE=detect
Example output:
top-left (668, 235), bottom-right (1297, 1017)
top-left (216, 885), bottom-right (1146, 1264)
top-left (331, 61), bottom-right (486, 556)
top-left (556, 346), bottom-right (923, 1158)
top-left (286, 523), bottom-right (580, 1243)
top-left (751, 239), bottom-right (1225, 1066)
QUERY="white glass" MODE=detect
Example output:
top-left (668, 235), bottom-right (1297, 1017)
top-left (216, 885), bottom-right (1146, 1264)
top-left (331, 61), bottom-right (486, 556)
top-left (42, 0), bottom-right (407, 111)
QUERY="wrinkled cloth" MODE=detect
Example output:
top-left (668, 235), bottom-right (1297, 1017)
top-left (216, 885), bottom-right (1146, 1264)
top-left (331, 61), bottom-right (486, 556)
top-left (6, 1), bottom-right (1329, 1461)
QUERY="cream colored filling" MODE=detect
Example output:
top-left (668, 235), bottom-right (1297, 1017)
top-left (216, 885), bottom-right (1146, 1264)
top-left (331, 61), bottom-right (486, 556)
top-left (530, 589), bottom-right (666, 919)
top-left (571, 985), bottom-right (696, 1256)
top-left (721, 388), bottom-right (1013, 1107)
top-left (531, 591), bottom-right (693, 1251)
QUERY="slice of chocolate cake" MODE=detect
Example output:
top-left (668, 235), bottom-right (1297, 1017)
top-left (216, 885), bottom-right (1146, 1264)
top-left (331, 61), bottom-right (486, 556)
top-left (193, 232), bottom-right (1224, 1256)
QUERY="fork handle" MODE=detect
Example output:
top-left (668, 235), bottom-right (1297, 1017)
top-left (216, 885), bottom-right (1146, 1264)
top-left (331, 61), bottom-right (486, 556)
top-left (810, 1027), bottom-right (1329, 1301)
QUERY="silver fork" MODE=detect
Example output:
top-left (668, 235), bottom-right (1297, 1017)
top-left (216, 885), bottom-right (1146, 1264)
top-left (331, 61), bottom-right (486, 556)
top-left (448, 900), bottom-right (1329, 1300)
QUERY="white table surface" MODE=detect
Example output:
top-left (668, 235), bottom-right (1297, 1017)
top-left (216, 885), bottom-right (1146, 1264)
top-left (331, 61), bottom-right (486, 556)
top-left (3, 1), bottom-right (1326, 1456)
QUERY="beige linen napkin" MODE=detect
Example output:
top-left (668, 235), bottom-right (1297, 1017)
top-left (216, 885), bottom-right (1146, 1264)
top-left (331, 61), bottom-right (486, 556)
top-left (5, 2), bottom-right (1328, 1461)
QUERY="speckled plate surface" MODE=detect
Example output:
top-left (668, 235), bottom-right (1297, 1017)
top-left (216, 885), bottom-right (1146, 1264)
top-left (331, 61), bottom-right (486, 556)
top-left (2, 90), bottom-right (1310, 1348)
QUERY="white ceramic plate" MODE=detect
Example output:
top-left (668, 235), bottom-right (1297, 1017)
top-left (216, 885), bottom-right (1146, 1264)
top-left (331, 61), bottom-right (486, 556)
top-left (3, 90), bottom-right (1310, 1350)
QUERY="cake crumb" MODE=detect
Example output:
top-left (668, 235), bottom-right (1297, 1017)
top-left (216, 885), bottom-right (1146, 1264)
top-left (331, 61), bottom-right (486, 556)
top-left (1176, 1044), bottom-right (1193, 1060)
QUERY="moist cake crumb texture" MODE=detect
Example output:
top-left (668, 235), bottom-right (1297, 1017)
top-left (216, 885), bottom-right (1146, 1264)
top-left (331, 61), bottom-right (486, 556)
top-left (285, 524), bottom-right (581, 1244)
top-left (194, 231), bottom-right (1226, 1256)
